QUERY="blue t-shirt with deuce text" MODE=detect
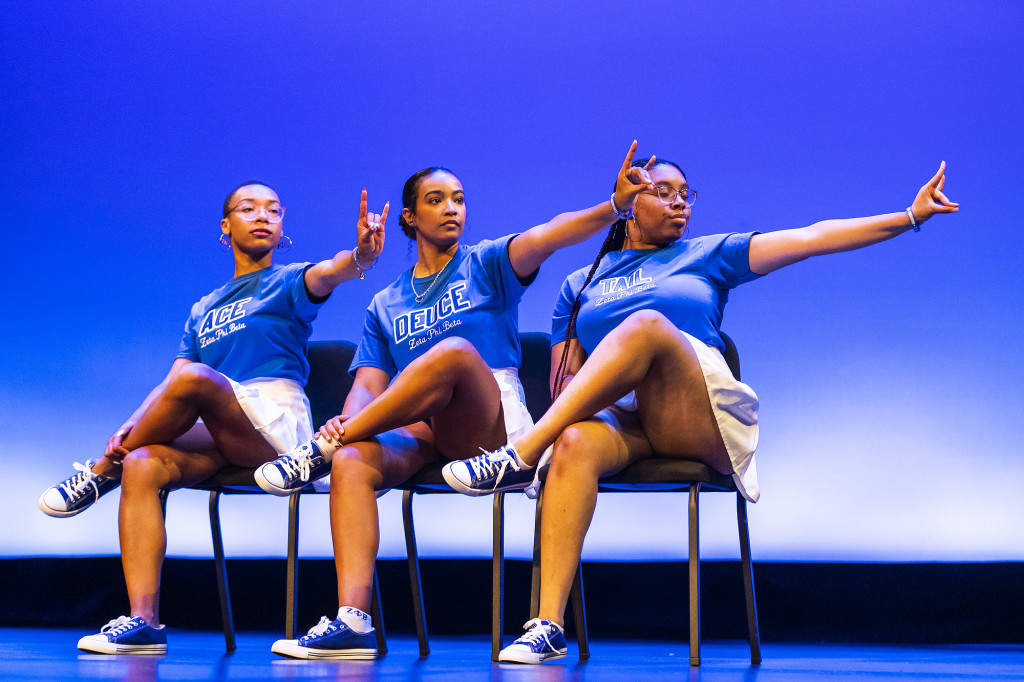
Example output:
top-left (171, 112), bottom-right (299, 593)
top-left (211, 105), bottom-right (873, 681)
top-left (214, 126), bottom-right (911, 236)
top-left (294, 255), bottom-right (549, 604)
top-left (176, 262), bottom-right (325, 384)
top-left (551, 233), bottom-right (761, 354)
top-left (351, 235), bottom-right (532, 377)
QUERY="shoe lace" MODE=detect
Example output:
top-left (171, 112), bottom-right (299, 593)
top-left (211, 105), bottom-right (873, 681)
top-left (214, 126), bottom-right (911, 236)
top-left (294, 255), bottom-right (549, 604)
top-left (61, 460), bottom-right (101, 502)
top-left (278, 445), bottom-right (315, 483)
top-left (100, 615), bottom-right (135, 636)
top-left (517, 618), bottom-right (557, 648)
top-left (468, 448), bottom-right (518, 483)
top-left (305, 615), bottom-right (334, 637)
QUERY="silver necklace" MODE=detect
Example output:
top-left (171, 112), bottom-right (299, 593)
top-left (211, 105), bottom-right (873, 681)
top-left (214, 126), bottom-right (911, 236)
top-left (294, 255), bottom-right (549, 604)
top-left (411, 254), bottom-right (454, 304)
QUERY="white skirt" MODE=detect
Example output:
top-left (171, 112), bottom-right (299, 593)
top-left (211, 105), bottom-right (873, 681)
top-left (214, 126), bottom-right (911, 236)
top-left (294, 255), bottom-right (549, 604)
top-left (492, 367), bottom-right (534, 442)
top-left (226, 376), bottom-right (314, 455)
top-left (610, 330), bottom-right (760, 502)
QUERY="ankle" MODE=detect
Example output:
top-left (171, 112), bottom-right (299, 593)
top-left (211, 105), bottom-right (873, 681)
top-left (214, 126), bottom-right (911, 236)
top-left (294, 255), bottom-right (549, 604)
top-left (92, 459), bottom-right (122, 479)
top-left (312, 435), bottom-right (340, 459)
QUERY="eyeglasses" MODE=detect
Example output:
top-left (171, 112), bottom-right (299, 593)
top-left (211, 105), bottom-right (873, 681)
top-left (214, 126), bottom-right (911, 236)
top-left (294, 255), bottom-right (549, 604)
top-left (228, 202), bottom-right (286, 223)
top-left (648, 185), bottom-right (698, 207)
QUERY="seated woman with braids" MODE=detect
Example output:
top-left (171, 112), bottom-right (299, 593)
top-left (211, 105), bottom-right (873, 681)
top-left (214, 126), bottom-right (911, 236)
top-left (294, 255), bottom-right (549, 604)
top-left (445, 157), bottom-right (958, 664)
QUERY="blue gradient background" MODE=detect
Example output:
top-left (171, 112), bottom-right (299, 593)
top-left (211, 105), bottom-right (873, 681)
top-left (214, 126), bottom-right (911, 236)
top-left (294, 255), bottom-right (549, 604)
top-left (3, 1), bottom-right (1021, 562)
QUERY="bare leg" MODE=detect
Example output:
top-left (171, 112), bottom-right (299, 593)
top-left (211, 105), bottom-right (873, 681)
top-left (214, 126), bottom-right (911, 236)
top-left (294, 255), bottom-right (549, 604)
top-left (515, 311), bottom-right (731, 474)
top-left (536, 414), bottom-right (651, 624)
top-left (330, 423), bottom-right (436, 612)
top-left (340, 338), bottom-right (507, 459)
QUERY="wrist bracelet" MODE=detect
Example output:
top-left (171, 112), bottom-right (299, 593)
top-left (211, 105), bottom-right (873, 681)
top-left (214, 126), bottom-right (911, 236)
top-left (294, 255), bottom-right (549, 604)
top-left (610, 192), bottom-right (631, 220)
top-left (906, 207), bottom-right (920, 233)
top-left (352, 248), bottom-right (378, 279)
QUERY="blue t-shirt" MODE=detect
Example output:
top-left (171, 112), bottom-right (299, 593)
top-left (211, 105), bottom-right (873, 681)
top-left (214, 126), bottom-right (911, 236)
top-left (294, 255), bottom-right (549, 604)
top-left (351, 235), bottom-right (533, 377)
top-left (551, 233), bottom-right (761, 354)
top-left (176, 262), bottom-right (325, 384)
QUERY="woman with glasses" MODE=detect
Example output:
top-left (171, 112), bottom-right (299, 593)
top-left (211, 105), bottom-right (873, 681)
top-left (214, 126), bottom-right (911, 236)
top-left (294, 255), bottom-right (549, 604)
top-left (38, 181), bottom-right (386, 655)
top-left (447, 157), bottom-right (959, 664)
top-left (255, 143), bottom-right (655, 660)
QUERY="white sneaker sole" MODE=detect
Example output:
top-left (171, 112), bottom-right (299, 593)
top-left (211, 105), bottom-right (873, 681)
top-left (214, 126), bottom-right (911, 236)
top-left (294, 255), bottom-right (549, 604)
top-left (38, 492), bottom-right (89, 518)
top-left (498, 647), bottom-right (567, 664)
top-left (271, 639), bottom-right (376, 660)
top-left (77, 636), bottom-right (166, 655)
top-left (254, 465), bottom-right (302, 497)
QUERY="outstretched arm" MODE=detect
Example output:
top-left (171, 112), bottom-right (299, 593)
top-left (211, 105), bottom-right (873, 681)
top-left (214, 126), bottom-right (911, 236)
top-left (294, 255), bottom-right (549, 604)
top-left (749, 162), bottom-right (959, 275)
top-left (304, 189), bottom-right (388, 297)
top-left (508, 141), bottom-right (655, 279)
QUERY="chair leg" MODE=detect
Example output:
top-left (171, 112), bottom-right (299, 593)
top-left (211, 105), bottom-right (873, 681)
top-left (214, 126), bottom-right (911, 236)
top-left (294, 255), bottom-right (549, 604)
top-left (529, 486), bottom-right (544, 620)
top-left (571, 561), bottom-right (589, 661)
top-left (285, 492), bottom-right (301, 639)
top-left (736, 493), bottom-right (761, 665)
top-left (492, 491), bottom-right (505, 662)
top-left (402, 491), bottom-right (430, 658)
top-left (688, 483), bottom-right (702, 667)
top-left (370, 566), bottom-right (388, 657)
top-left (208, 490), bottom-right (236, 652)
top-left (158, 489), bottom-right (169, 520)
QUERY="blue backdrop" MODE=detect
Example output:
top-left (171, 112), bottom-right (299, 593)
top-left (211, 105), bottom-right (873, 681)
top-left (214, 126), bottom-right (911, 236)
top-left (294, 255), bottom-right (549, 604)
top-left (3, 0), bottom-right (1021, 562)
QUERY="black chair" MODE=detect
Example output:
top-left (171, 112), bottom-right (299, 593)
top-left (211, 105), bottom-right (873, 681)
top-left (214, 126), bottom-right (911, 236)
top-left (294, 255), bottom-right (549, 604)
top-left (159, 340), bottom-right (390, 654)
top-left (396, 331), bottom-right (554, 661)
top-left (528, 331), bottom-right (761, 666)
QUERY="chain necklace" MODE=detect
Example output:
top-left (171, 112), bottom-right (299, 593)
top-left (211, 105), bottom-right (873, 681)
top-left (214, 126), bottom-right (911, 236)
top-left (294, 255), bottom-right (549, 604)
top-left (411, 253), bottom-right (455, 304)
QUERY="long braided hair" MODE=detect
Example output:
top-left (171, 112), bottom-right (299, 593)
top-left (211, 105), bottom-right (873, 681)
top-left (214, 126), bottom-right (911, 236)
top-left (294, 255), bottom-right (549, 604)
top-left (551, 157), bottom-right (687, 397)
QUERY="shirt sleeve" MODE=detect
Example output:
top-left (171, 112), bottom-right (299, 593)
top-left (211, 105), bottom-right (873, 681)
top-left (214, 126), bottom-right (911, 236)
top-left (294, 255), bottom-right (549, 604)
top-left (349, 302), bottom-right (398, 378)
top-left (175, 307), bottom-right (200, 361)
top-left (549, 274), bottom-right (580, 348)
top-left (476, 234), bottom-right (535, 308)
top-left (289, 263), bottom-right (327, 322)
top-left (701, 232), bottom-right (763, 289)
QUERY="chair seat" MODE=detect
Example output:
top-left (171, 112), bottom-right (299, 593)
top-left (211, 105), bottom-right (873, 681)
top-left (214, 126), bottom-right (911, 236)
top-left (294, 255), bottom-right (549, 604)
top-left (188, 466), bottom-right (261, 492)
top-left (598, 458), bottom-right (737, 492)
top-left (396, 461), bottom-right (453, 493)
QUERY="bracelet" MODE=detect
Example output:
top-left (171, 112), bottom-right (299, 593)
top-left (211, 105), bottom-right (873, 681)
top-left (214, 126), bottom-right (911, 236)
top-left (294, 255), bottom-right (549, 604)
top-left (906, 207), bottom-right (920, 233)
top-left (609, 192), bottom-right (631, 220)
top-left (352, 248), bottom-right (378, 280)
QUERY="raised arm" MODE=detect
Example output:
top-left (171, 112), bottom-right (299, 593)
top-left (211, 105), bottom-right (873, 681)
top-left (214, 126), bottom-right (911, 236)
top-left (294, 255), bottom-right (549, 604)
top-left (748, 162), bottom-right (959, 275)
top-left (304, 189), bottom-right (388, 298)
top-left (508, 141), bottom-right (655, 279)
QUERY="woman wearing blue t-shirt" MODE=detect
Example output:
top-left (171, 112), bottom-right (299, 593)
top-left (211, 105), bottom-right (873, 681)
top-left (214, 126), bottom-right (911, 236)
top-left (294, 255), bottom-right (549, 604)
top-left (256, 143), bottom-right (657, 660)
top-left (449, 158), bottom-right (959, 663)
top-left (38, 181), bottom-right (386, 655)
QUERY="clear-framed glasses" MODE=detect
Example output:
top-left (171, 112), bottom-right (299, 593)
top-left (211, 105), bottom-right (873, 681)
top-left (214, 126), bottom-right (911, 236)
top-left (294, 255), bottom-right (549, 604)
top-left (228, 202), bottom-right (286, 223)
top-left (649, 185), bottom-right (698, 207)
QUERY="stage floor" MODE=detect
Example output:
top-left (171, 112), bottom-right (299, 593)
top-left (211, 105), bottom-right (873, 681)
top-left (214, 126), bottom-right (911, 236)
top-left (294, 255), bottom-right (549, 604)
top-left (1, 629), bottom-right (1022, 681)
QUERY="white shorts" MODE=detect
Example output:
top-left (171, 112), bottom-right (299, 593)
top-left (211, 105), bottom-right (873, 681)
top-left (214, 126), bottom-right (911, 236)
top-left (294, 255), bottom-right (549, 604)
top-left (601, 330), bottom-right (760, 502)
top-left (492, 367), bottom-right (534, 442)
top-left (225, 376), bottom-right (314, 455)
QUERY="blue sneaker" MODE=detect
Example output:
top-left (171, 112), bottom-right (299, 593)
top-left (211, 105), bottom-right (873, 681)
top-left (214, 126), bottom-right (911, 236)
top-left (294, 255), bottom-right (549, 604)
top-left (39, 460), bottom-right (120, 518)
top-left (271, 610), bottom-right (377, 660)
top-left (255, 441), bottom-right (331, 496)
top-left (77, 615), bottom-right (167, 655)
top-left (498, 618), bottom-right (567, 664)
top-left (442, 445), bottom-right (535, 496)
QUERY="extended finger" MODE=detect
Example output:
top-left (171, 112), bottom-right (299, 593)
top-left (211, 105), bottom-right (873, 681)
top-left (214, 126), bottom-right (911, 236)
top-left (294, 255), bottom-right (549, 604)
top-left (359, 187), bottom-right (368, 220)
top-left (643, 154), bottom-right (657, 170)
top-left (934, 190), bottom-right (959, 208)
top-left (926, 161), bottom-right (946, 188)
top-left (379, 202), bottom-right (389, 227)
top-left (620, 140), bottom-right (639, 175)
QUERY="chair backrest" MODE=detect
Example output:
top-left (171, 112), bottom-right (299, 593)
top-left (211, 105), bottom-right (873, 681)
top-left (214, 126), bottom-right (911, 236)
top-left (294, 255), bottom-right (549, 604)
top-left (305, 340), bottom-right (358, 429)
top-left (519, 331), bottom-right (553, 422)
top-left (720, 331), bottom-right (741, 381)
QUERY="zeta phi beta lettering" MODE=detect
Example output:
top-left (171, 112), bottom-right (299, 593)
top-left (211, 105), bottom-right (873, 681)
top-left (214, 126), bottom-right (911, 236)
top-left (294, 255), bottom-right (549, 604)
top-left (394, 282), bottom-right (471, 345)
top-left (595, 268), bottom-right (655, 306)
top-left (198, 297), bottom-right (252, 348)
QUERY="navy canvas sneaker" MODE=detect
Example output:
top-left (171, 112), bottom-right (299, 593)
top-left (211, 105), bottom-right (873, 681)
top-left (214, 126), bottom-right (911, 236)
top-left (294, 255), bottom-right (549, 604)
top-left (255, 441), bottom-right (330, 496)
top-left (39, 460), bottom-right (119, 518)
top-left (442, 445), bottom-right (535, 496)
top-left (271, 613), bottom-right (377, 659)
top-left (498, 618), bottom-right (567, 664)
top-left (77, 615), bottom-right (167, 655)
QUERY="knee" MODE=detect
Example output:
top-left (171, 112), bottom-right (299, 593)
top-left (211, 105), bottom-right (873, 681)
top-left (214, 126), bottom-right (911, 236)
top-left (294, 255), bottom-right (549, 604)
top-left (420, 337), bottom-right (484, 376)
top-left (165, 363), bottom-right (221, 401)
top-left (121, 449), bottom-right (169, 491)
top-left (549, 425), bottom-right (603, 480)
top-left (620, 309), bottom-right (674, 337)
top-left (330, 445), bottom-right (383, 489)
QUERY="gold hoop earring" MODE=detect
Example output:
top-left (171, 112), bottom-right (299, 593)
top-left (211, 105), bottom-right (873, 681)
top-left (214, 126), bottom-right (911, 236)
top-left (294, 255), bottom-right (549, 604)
top-left (276, 235), bottom-right (293, 253)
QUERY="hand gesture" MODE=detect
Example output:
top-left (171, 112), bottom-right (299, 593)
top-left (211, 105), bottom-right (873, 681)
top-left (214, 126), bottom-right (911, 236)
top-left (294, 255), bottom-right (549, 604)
top-left (103, 422), bottom-right (133, 465)
top-left (612, 140), bottom-right (657, 214)
top-left (356, 189), bottom-right (387, 265)
top-left (911, 161), bottom-right (959, 224)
